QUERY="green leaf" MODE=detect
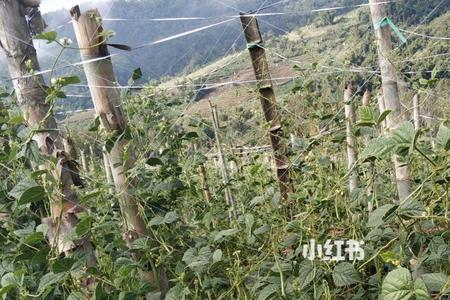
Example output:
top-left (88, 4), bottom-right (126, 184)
top-left (245, 214), bottom-right (255, 232)
top-left (119, 291), bottom-right (136, 300)
top-left (131, 68), bottom-right (142, 81)
top-left (147, 157), bottom-right (163, 166)
top-left (392, 122), bottom-right (415, 156)
top-left (414, 278), bottom-right (431, 300)
top-left (183, 132), bottom-right (198, 139)
top-left (361, 137), bottom-right (396, 161)
top-left (9, 178), bottom-right (46, 206)
top-left (377, 110), bottom-right (392, 126)
top-left (105, 135), bottom-right (118, 153)
top-left (368, 204), bottom-right (397, 227)
top-left (421, 273), bottom-right (450, 293)
top-left (88, 116), bottom-right (101, 132)
top-left (149, 215), bottom-right (165, 226)
top-left (52, 258), bottom-right (76, 273)
top-left (332, 262), bottom-right (360, 287)
top-left (298, 260), bottom-right (315, 289)
top-left (1, 273), bottom-right (19, 288)
top-left (38, 272), bottom-right (65, 291)
top-left (31, 248), bottom-right (50, 266)
top-left (67, 292), bottom-right (85, 300)
top-left (398, 199), bottom-right (425, 218)
top-left (58, 76), bottom-right (81, 87)
top-left (436, 125), bottom-right (450, 150)
top-left (213, 228), bottom-right (240, 242)
top-left (76, 216), bottom-right (92, 237)
top-left (166, 284), bottom-right (189, 300)
top-left (23, 232), bottom-right (44, 246)
top-left (34, 31), bottom-right (57, 43)
top-left (212, 249), bottom-right (223, 263)
top-left (357, 106), bottom-right (376, 127)
top-left (21, 141), bottom-right (43, 164)
top-left (257, 284), bottom-right (279, 300)
top-left (379, 267), bottom-right (414, 300)
top-left (164, 211), bottom-right (179, 224)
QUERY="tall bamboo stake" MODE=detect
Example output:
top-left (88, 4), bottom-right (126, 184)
top-left (80, 148), bottom-right (88, 172)
top-left (0, 0), bottom-right (95, 273)
top-left (369, 0), bottom-right (411, 201)
top-left (193, 143), bottom-right (212, 205)
top-left (344, 84), bottom-right (359, 193)
top-left (362, 90), bottom-right (375, 211)
top-left (209, 102), bottom-right (237, 219)
top-left (70, 6), bottom-right (168, 295)
top-left (240, 14), bottom-right (294, 204)
top-left (413, 93), bottom-right (420, 130)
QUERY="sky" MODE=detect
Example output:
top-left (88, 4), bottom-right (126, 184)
top-left (39, 0), bottom-right (103, 13)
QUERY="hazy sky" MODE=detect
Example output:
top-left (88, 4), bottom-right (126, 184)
top-left (40, 0), bottom-right (103, 13)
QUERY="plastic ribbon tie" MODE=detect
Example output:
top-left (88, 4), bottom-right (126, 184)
top-left (374, 17), bottom-right (407, 44)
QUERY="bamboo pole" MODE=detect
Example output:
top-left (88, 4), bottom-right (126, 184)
top-left (362, 90), bottom-right (375, 211)
top-left (240, 14), bottom-right (294, 204)
top-left (70, 6), bottom-right (168, 295)
top-left (344, 84), bottom-right (359, 193)
top-left (413, 93), bottom-right (420, 130)
top-left (0, 0), bottom-right (95, 271)
top-left (209, 102), bottom-right (237, 220)
top-left (369, 0), bottom-right (411, 201)
top-left (193, 143), bottom-right (212, 205)
top-left (80, 148), bottom-right (88, 172)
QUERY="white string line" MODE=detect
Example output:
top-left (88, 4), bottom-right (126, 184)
top-left (103, 13), bottom-right (286, 22)
top-left (97, 7), bottom-right (264, 201)
top-left (0, 27), bottom-right (123, 95)
top-left (1, 0), bottom-right (435, 85)
top-left (48, 1), bottom-right (397, 34)
top-left (399, 28), bottom-right (450, 41)
top-left (0, 17), bottom-right (237, 84)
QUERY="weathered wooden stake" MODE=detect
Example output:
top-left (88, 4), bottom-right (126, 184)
top-left (70, 6), bottom-right (168, 295)
top-left (344, 84), bottom-right (359, 193)
top-left (209, 102), bottom-right (237, 220)
top-left (369, 0), bottom-right (411, 201)
top-left (0, 0), bottom-right (95, 273)
top-left (413, 93), bottom-right (420, 130)
top-left (193, 143), bottom-right (212, 205)
top-left (240, 14), bottom-right (294, 204)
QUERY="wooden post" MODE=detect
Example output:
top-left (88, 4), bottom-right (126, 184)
top-left (344, 84), bottom-right (359, 193)
top-left (413, 93), bottom-right (420, 130)
top-left (0, 0), bottom-right (95, 269)
top-left (70, 6), bottom-right (168, 295)
top-left (209, 102), bottom-right (237, 219)
top-left (193, 144), bottom-right (212, 204)
top-left (369, 0), bottom-right (411, 201)
top-left (240, 14), bottom-right (294, 204)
